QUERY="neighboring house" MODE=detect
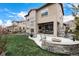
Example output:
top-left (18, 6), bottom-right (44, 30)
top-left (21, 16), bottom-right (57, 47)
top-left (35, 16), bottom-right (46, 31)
top-left (6, 20), bottom-right (26, 33)
top-left (12, 20), bottom-right (26, 33)
top-left (24, 3), bottom-right (64, 37)
top-left (6, 25), bottom-right (15, 33)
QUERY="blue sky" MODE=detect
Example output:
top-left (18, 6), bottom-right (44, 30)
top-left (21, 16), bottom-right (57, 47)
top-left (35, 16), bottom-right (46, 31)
top-left (64, 3), bottom-right (74, 15)
top-left (0, 3), bottom-right (74, 26)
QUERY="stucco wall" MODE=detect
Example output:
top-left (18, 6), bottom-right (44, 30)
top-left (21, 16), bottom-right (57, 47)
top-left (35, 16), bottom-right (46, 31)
top-left (26, 10), bottom-right (37, 35)
top-left (25, 3), bottom-right (63, 37)
top-left (36, 4), bottom-right (63, 36)
top-left (37, 4), bottom-right (63, 24)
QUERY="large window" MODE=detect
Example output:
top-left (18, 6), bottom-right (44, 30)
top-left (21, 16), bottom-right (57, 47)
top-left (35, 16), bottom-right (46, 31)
top-left (38, 22), bottom-right (53, 34)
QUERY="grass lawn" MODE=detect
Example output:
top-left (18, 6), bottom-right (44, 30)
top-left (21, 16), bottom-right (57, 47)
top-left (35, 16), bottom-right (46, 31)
top-left (0, 35), bottom-right (67, 56)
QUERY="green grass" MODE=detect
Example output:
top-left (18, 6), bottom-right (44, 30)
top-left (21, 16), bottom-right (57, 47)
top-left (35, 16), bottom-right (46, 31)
top-left (0, 35), bottom-right (67, 56)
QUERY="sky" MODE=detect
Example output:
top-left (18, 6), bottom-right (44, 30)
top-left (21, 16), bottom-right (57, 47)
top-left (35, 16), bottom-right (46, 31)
top-left (0, 3), bottom-right (76, 27)
top-left (0, 3), bottom-right (45, 27)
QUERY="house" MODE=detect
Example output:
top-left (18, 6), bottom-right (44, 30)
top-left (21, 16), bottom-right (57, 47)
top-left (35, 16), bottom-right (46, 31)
top-left (12, 20), bottom-right (26, 33)
top-left (6, 25), bottom-right (15, 33)
top-left (24, 3), bottom-right (64, 37)
top-left (6, 20), bottom-right (26, 33)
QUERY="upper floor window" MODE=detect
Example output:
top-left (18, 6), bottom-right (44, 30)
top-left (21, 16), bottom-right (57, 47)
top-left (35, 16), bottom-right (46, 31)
top-left (23, 27), bottom-right (25, 30)
top-left (41, 11), bottom-right (48, 16)
top-left (41, 9), bottom-right (48, 17)
top-left (27, 19), bottom-right (29, 21)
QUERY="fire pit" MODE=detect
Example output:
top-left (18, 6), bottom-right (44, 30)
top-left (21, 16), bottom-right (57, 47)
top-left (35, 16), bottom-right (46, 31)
top-left (42, 37), bottom-right (79, 55)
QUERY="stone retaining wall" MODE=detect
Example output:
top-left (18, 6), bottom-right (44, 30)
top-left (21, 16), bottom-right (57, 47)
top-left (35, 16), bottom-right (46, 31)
top-left (42, 40), bottom-right (79, 55)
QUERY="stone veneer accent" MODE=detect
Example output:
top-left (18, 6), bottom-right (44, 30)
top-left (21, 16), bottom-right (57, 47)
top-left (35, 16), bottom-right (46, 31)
top-left (42, 40), bottom-right (79, 55)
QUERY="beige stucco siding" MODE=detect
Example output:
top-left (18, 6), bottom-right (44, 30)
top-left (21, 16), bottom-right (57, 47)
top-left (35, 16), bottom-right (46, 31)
top-left (29, 10), bottom-right (36, 28)
top-left (26, 10), bottom-right (37, 34)
top-left (56, 4), bottom-right (63, 27)
top-left (37, 4), bottom-right (62, 23)
top-left (25, 3), bottom-right (63, 37)
top-left (36, 4), bottom-right (63, 36)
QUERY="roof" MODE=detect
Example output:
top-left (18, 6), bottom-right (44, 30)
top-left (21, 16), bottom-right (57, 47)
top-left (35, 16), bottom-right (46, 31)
top-left (6, 25), bottom-right (17, 28)
top-left (12, 20), bottom-right (26, 23)
top-left (24, 3), bottom-right (64, 17)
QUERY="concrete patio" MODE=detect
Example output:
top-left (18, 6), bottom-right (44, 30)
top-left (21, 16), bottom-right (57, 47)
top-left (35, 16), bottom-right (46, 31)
top-left (29, 34), bottom-right (79, 55)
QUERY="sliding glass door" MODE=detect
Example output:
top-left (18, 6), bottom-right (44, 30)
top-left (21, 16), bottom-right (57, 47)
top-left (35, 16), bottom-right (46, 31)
top-left (38, 22), bottom-right (53, 34)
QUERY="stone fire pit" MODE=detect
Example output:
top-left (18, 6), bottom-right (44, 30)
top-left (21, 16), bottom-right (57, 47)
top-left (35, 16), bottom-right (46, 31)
top-left (42, 37), bottom-right (79, 55)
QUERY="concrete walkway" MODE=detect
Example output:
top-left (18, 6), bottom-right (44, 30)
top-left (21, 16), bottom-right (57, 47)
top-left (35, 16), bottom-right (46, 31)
top-left (29, 35), bottom-right (42, 47)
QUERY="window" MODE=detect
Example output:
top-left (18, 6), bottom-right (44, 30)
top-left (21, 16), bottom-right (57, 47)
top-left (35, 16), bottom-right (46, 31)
top-left (23, 27), bottom-right (25, 30)
top-left (38, 22), bottom-right (53, 34)
top-left (30, 21), bottom-right (34, 26)
top-left (31, 29), bottom-right (34, 33)
top-left (19, 27), bottom-right (22, 31)
top-left (41, 11), bottom-right (48, 16)
top-left (19, 27), bottom-right (21, 30)
top-left (23, 22), bottom-right (25, 24)
top-left (41, 9), bottom-right (48, 17)
top-left (27, 19), bottom-right (29, 21)
top-left (39, 26), bottom-right (41, 29)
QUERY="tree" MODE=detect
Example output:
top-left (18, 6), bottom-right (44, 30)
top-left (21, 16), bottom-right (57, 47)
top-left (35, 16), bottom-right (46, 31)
top-left (70, 4), bottom-right (79, 16)
top-left (70, 4), bottom-right (79, 40)
top-left (74, 16), bottom-right (79, 40)
top-left (0, 26), bottom-right (8, 55)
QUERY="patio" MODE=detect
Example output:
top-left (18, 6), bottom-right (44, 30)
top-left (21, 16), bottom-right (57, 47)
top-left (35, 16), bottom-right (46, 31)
top-left (29, 34), bottom-right (79, 55)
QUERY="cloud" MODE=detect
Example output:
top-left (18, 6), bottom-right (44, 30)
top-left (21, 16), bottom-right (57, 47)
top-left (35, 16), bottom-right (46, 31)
top-left (73, 4), bottom-right (79, 7)
top-left (4, 20), bottom-right (12, 27)
top-left (7, 11), bottom-right (27, 20)
top-left (17, 11), bottom-right (27, 19)
top-left (0, 20), bottom-right (3, 25)
top-left (63, 15), bottom-right (75, 23)
top-left (8, 12), bottom-right (17, 15)
top-left (9, 15), bottom-right (14, 17)
top-left (0, 19), bottom-right (12, 27)
top-left (0, 9), bottom-right (27, 27)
